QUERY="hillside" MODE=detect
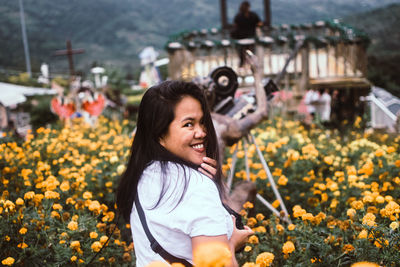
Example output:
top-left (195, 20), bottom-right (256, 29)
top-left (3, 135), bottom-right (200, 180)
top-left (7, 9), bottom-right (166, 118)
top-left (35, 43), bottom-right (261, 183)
top-left (343, 3), bottom-right (400, 97)
top-left (1, 0), bottom-right (400, 77)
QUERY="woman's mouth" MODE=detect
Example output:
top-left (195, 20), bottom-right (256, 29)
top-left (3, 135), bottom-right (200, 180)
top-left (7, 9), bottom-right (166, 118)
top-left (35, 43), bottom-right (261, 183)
top-left (191, 143), bottom-right (205, 153)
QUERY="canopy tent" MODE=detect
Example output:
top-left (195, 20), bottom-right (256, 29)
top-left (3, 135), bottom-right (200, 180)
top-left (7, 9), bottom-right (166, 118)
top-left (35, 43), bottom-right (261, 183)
top-left (0, 82), bottom-right (57, 107)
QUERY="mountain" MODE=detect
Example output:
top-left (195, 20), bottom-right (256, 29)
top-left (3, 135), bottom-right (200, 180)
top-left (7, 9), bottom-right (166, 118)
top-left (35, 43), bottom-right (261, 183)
top-left (1, 0), bottom-right (400, 77)
top-left (343, 3), bottom-right (400, 97)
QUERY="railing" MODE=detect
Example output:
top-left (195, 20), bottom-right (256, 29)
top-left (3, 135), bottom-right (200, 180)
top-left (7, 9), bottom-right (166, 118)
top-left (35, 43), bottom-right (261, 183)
top-left (166, 19), bottom-right (370, 92)
top-left (369, 87), bottom-right (400, 133)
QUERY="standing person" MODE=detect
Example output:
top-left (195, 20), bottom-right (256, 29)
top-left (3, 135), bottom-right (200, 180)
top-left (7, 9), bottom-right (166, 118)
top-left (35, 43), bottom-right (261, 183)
top-left (116, 81), bottom-right (253, 267)
top-left (319, 89), bottom-right (332, 123)
top-left (304, 89), bottom-right (319, 123)
top-left (231, 1), bottom-right (262, 70)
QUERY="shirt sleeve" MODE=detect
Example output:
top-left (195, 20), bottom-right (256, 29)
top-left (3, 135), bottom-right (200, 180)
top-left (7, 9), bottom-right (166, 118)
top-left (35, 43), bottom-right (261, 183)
top-left (172, 171), bottom-right (229, 238)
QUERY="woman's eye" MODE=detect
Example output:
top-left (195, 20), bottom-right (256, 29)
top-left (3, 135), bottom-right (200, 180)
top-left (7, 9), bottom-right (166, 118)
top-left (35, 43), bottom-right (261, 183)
top-left (184, 122), bottom-right (193, 127)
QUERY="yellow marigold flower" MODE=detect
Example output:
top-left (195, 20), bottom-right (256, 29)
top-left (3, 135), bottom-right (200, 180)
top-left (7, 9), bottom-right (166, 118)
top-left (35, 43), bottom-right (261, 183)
top-left (19, 227), bottom-right (27, 235)
top-left (242, 263), bottom-right (257, 267)
top-left (117, 165), bottom-right (125, 175)
top-left (100, 235), bottom-right (109, 244)
top-left (243, 201), bottom-right (254, 209)
top-left (59, 181), bottom-right (70, 192)
top-left (278, 175), bottom-right (288, 186)
top-left (256, 213), bottom-right (265, 221)
top-left (358, 229), bottom-right (368, 239)
top-left (59, 240), bottom-right (66, 244)
top-left (351, 200), bottom-right (364, 210)
top-left (2, 257), bottom-right (15, 266)
top-left (254, 226), bottom-right (266, 233)
top-left (276, 224), bottom-right (284, 232)
top-left (282, 241), bottom-right (295, 254)
top-left (51, 211), bottom-right (60, 219)
top-left (288, 224), bottom-right (296, 231)
top-left (83, 191), bottom-right (93, 199)
top-left (272, 200), bottom-right (280, 208)
top-left (362, 213), bottom-right (376, 227)
top-left (389, 221), bottom-right (399, 230)
top-left (33, 151), bottom-right (40, 158)
top-left (15, 198), bottom-right (24, 205)
top-left (91, 241), bottom-right (102, 252)
top-left (248, 235), bottom-right (259, 244)
top-left (53, 203), bottom-right (62, 210)
top-left (5, 235), bottom-right (10, 241)
top-left (193, 241), bottom-right (231, 267)
top-left (387, 146), bottom-right (395, 153)
top-left (90, 232), bottom-right (98, 239)
top-left (374, 149), bottom-right (384, 157)
top-left (375, 196), bottom-right (385, 204)
top-left (71, 256), bottom-right (77, 262)
top-left (247, 217), bottom-right (257, 227)
top-left (105, 181), bottom-right (113, 188)
top-left (324, 156), bottom-right (333, 165)
top-left (67, 221), bottom-right (78, 231)
top-left (44, 190), bottom-right (60, 199)
top-left (347, 208), bottom-right (356, 218)
top-left (244, 245), bottom-right (252, 252)
top-left (66, 197), bottom-right (76, 205)
top-left (301, 213), bottom-right (314, 221)
top-left (18, 242), bottom-right (28, 249)
top-left (342, 244), bottom-right (355, 253)
top-left (395, 160), bottom-right (400, 168)
top-left (72, 215), bottom-right (79, 221)
top-left (24, 191), bottom-right (35, 200)
top-left (70, 240), bottom-right (80, 250)
top-left (255, 252), bottom-right (274, 267)
top-left (351, 262), bottom-right (379, 267)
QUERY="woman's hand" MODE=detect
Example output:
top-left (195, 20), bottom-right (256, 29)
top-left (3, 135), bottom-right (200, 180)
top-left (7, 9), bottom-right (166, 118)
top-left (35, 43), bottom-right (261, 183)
top-left (198, 157), bottom-right (217, 179)
top-left (229, 216), bottom-right (254, 251)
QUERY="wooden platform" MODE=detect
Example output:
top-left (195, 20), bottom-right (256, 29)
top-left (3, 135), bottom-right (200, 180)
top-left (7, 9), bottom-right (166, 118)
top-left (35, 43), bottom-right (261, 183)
top-left (309, 77), bottom-right (371, 89)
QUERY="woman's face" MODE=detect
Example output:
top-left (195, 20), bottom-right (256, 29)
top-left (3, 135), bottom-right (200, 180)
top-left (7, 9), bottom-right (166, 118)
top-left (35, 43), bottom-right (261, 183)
top-left (160, 96), bottom-right (206, 165)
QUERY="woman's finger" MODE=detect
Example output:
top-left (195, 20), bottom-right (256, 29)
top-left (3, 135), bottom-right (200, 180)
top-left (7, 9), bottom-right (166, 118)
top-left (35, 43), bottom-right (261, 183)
top-left (200, 162), bottom-right (217, 176)
top-left (202, 157), bottom-right (217, 167)
top-left (198, 167), bottom-right (213, 178)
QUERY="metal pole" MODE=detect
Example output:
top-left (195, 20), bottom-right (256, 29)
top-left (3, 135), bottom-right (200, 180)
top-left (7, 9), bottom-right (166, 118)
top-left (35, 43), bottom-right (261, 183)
top-left (227, 146), bottom-right (238, 191)
top-left (249, 133), bottom-right (291, 222)
top-left (18, 0), bottom-right (32, 77)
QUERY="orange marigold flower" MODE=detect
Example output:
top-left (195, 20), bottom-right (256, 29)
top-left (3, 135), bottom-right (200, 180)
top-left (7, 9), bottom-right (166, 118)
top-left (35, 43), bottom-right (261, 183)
top-left (193, 241), bottom-right (231, 267)
top-left (90, 232), bottom-right (98, 239)
top-left (91, 241), bottom-right (102, 252)
top-left (15, 198), bottom-right (24, 205)
top-left (70, 240), bottom-right (80, 250)
top-left (248, 235), bottom-right (259, 244)
top-left (342, 244), bottom-right (355, 253)
top-left (282, 241), bottom-right (295, 254)
top-left (351, 262), bottom-right (379, 267)
top-left (1, 257), bottom-right (15, 266)
top-left (255, 252), bottom-right (274, 267)
top-left (18, 242), bottom-right (28, 249)
top-left (243, 201), bottom-right (254, 209)
top-left (19, 227), bottom-right (27, 235)
top-left (67, 221), bottom-right (78, 231)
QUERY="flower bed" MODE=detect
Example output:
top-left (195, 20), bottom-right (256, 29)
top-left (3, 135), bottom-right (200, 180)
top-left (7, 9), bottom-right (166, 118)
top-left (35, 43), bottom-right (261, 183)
top-left (1, 117), bottom-right (399, 266)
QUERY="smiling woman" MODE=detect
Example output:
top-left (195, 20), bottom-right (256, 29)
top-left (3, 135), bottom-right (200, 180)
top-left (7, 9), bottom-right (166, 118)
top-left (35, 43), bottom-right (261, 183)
top-left (116, 80), bottom-right (253, 267)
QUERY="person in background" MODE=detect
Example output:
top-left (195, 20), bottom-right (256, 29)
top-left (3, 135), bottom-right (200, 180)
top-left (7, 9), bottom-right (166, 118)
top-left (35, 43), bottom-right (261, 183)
top-left (231, 1), bottom-right (263, 71)
top-left (318, 89), bottom-right (332, 123)
top-left (116, 81), bottom-right (253, 267)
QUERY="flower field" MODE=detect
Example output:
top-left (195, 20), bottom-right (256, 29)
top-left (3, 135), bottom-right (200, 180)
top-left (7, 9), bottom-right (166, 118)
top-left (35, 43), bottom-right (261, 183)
top-left (1, 117), bottom-right (400, 266)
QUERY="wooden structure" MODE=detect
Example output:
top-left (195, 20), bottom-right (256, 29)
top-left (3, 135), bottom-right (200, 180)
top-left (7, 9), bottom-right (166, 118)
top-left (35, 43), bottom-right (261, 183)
top-left (165, 19), bottom-right (371, 118)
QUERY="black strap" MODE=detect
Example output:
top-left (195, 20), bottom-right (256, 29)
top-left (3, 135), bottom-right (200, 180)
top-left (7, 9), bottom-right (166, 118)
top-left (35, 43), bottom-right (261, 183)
top-left (135, 195), bottom-right (193, 267)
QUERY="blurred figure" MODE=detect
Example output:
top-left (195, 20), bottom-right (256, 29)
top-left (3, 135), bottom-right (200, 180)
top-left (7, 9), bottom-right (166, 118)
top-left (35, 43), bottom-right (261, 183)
top-left (318, 89), bottom-right (332, 123)
top-left (304, 89), bottom-right (319, 123)
top-left (231, 1), bottom-right (262, 70)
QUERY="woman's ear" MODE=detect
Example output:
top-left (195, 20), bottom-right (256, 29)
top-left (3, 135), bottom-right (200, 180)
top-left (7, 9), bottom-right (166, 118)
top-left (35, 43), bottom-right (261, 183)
top-left (159, 137), bottom-right (165, 147)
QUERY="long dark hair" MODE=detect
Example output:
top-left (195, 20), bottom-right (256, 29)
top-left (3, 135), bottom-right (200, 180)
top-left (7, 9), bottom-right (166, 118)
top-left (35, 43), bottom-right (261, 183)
top-left (116, 81), bottom-right (224, 222)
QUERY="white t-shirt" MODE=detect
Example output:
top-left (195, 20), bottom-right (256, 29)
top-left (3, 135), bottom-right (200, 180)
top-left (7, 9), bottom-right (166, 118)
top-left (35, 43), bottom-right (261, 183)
top-left (130, 161), bottom-right (233, 267)
top-left (319, 92), bottom-right (332, 121)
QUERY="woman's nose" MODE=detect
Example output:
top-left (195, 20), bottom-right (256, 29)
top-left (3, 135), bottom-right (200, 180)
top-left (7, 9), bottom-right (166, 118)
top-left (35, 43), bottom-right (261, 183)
top-left (194, 125), bottom-right (206, 139)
